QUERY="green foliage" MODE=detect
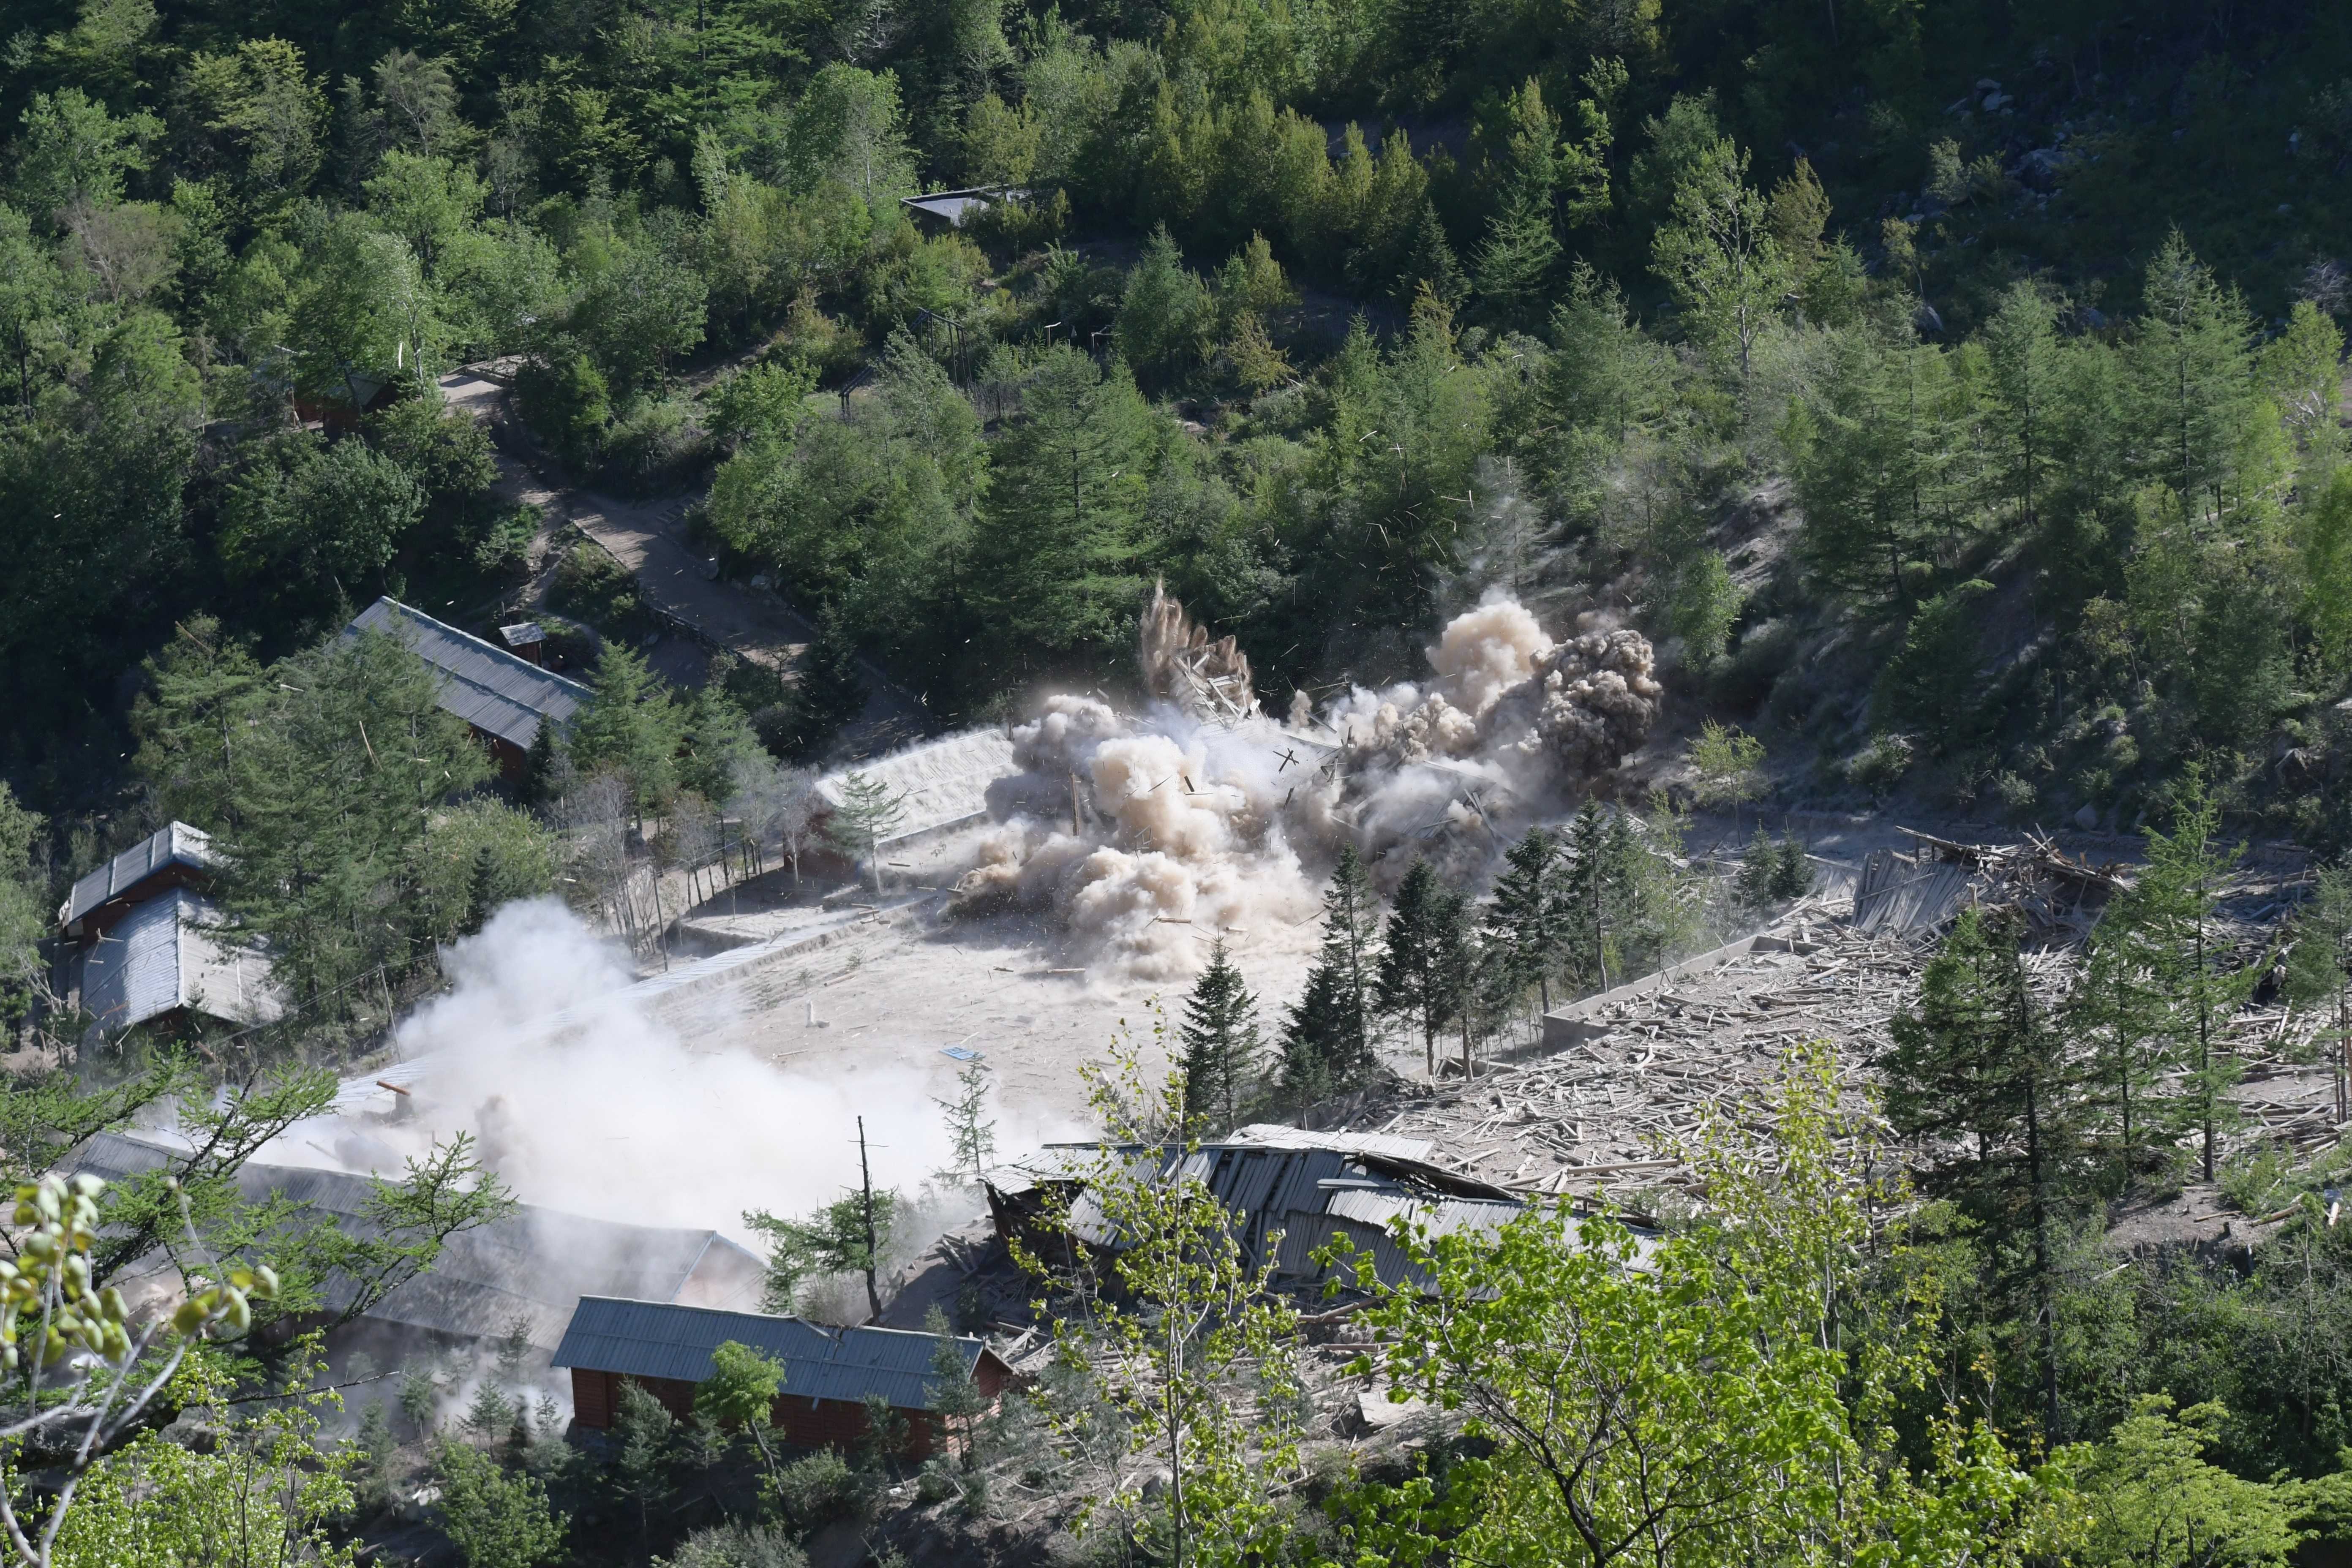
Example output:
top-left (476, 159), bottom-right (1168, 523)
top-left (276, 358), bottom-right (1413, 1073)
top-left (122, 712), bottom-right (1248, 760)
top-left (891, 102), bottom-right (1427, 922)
top-left (1116, 225), bottom-right (1217, 388)
top-left (0, 785), bottom-right (48, 1023)
top-left (1177, 937), bottom-right (1262, 1132)
top-left (824, 770), bottom-right (907, 890)
top-left (1335, 1045), bottom-right (2067, 1567)
top-left (517, 350), bottom-right (613, 467)
top-left (1685, 719), bottom-right (1765, 813)
top-left (743, 1186), bottom-right (903, 1316)
top-left (659, 1522), bottom-right (809, 1568)
top-left (968, 346), bottom-right (1156, 679)
top-left (933, 1059), bottom-right (998, 1187)
top-left (567, 641), bottom-right (685, 815)
top-left (1375, 858), bottom-right (1472, 1077)
top-left (221, 430), bottom-right (426, 618)
top-left (773, 606), bottom-right (869, 762)
top-left (55, 1345), bottom-right (358, 1568)
top-left (768, 1446), bottom-right (872, 1531)
top-left (132, 621), bottom-right (496, 1013)
top-left (1025, 1039), bottom-right (1308, 1564)
top-left (1278, 844), bottom-right (1377, 1104)
top-left (1876, 579), bottom-right (1993, 749)
top-left (699, 1339), bottom-right (785, 1473)
top-left (435, 1440), bottom-right (567, 1568)
top-left (2069, 1399), bottom-right (2306, 1568)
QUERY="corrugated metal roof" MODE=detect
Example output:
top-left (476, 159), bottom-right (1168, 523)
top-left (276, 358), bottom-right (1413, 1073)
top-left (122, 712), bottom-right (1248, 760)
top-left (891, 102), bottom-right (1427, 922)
top-left (1041, 1137), bottom-right (1536, 1293)
top-left (1852, 850), bottom-right (1978, 936)
top-left (551, 1296), bottom-right (985, 1410)
top-left (77, 889), bottom-right (282, 1031)
top-left (347, 598), bottom-right (590, 750)
top-left (63, 822), bottom-right (216, 926)
top-left (1226, 1124), bottom-right (1435, 1162)
top-left (68, 1134), bottom-right (766, 1348)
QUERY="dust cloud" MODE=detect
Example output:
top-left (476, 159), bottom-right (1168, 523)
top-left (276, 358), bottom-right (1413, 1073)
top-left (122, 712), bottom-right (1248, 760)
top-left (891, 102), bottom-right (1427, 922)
top-left (950, 590), bottom-right (1661, 978)
top-left (263, 900), bottom-right (1073, 1240)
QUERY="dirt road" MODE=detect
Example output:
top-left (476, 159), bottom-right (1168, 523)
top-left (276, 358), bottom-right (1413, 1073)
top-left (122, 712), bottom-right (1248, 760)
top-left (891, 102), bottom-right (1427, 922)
top-left (439, 370), bottom-right (926, 746)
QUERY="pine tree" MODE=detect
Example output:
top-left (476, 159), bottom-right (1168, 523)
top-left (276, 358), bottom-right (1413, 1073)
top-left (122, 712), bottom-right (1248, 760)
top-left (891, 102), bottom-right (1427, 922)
top-left (567, 640), bottom-right (683, 821)
top-left (968, 345), bottom-right (1153, 676)
top-left (825, 771), bottom-right (907, 893)
top-left (1485, 827), bottom-right (1565, 1013)
top-left (1984, 280), bottom-right (2062, 539)
top-left (2104, 765), bottom-right (2259, 1182)
top-left (1882, 906), bottom-right (2085, 1435)
top-left (1559, 801), bottom-right (1613, 993)
top-left (1278, 844), bottom-right (1377, 1105)
top-left (932, 1059), bottom-right (998, 1186)
top-left (1375, 859), bottom-right (1469, 1077)
top-left (520, 716), bottom-right (561, 807)
top-left (1179, 938), bottom-right (1262, 1132)
top-left (781, 603), bottom-right (869, 762)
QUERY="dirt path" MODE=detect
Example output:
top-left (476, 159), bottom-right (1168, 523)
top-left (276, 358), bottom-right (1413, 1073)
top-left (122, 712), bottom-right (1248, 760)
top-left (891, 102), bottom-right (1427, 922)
top-left (440, 370), bottom-right (928, 749)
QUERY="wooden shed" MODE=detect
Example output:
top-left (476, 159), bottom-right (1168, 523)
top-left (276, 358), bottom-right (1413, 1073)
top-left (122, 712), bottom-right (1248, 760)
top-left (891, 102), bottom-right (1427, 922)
top-left (551, 1297), bottom-right (1011, 1461)
top-left (344, 598), bottom-right (590, 779)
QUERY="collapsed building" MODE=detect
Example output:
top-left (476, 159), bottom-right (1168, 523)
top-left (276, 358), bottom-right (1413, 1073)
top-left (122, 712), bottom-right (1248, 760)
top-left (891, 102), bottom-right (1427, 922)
top-left (981, 1126), bottom-right (1603, 1296)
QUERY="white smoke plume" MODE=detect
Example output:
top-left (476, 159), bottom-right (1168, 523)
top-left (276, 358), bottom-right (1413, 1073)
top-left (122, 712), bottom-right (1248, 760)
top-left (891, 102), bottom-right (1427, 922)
top-left (955, 696), bottom-right (1328, 980)
top-left (264, 900), bottom-right (1073, 1242)
top-left (949, 591), bottom-right (1661, 974)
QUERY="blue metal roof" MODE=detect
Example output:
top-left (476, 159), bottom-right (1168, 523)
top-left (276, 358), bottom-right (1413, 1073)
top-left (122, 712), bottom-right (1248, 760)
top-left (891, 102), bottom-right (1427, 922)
top-left (551, 1296), bottom-right (987, 1410)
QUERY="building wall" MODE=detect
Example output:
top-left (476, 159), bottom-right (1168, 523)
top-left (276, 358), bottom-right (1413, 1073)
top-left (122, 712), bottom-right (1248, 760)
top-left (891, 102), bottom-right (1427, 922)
top-left (568, 1365), bottom-right (995, 1463)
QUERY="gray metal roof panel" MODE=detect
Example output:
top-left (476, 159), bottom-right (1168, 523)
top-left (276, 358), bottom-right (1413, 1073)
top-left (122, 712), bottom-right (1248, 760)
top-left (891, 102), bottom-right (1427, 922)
top-left (347, 599), bottom-right (590, 749)
top-left (65, 822), bottom-right (217, 925)
top-left (65, 1137), bottom-right (763, 1349)
top-left (550, 1296), bottom-right (985, 1409)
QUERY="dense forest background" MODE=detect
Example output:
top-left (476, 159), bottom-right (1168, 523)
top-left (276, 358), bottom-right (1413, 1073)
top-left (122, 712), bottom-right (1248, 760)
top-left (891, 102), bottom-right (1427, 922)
top-left (15, 4), bottom-right (2352, 1563)
top-left (9, 0), bottom-right (2352, 860)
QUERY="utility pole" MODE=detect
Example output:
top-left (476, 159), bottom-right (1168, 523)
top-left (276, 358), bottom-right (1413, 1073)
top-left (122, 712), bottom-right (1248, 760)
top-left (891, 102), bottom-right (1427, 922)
top-left (857, 1116), bottom-right (882, 1322)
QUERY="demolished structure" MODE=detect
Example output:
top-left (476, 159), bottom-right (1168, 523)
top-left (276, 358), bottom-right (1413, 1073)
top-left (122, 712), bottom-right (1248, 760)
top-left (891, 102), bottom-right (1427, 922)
top-left (1139, 579), bottom-right (1259, 722)
top-left (982, 1127), bottom-right (1581, 1297)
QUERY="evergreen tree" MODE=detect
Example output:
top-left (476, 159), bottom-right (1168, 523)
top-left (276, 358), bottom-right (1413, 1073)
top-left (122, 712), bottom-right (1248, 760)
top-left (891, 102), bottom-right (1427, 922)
top-left (2102, 766), bottom-right (2259, 1182)
top-left (1179, 938), bottom-right (1262, 1132)
top-left (968, 346), bottom-right (1153, 677)
top-left (1559, 801), bottom-right (1613, 993)
top-left (2284, 866), bottom-right (2352, 1130)
top-left (1983, 280), bottom-right (2063, 539)
top-left (520, 715), bottom-right (562, 807)
top-left (825, 771), bottom-right (907, 893)
top-left (567, 641), bottom-right (683, 820)
top-left (1277, 844), bottom-right (1378, 1105)
top-left (1472, 82), bottom-right (1563, 327)
top-left (676, 684), bottom-right (765, 803)
top-left (780, 603), bottom-right (869, 762)
top-left (1485, 827), bottom-right (1565, 1013)
top-left (1883, 906), bottom-right (2085, 1435)
top-left (2131, 230), bottom-right (2265, 527)
top-left (932, 1060), bottom-right (998, 1186)
top-left (1648, 135), bottom-right (1787, 381)
top-left (1375, 858), bottom-right (1469, 1077)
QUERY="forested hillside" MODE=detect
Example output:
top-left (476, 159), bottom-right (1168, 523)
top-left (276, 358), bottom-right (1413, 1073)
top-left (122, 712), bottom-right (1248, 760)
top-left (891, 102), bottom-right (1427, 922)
top-left (14, 4), bottom-right (2352, 1565)
top-left (6, 0), bottom-right (2352, 855)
